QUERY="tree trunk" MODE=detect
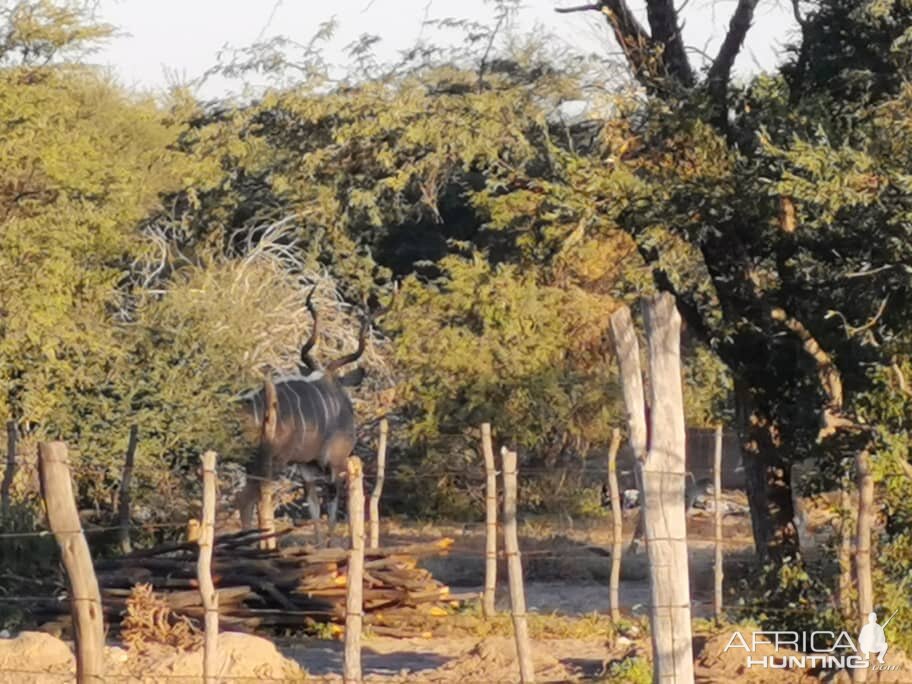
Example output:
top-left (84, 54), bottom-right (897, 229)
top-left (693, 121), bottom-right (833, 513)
top-left (735, 381), bottom-right (799, 564)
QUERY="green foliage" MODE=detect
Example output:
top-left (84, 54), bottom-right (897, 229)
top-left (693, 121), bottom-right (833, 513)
top-left (602, 655), bottom-right (652, 684)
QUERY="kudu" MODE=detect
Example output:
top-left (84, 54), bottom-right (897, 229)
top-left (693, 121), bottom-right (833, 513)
top-left (235, 286), bottom-right (373, 540)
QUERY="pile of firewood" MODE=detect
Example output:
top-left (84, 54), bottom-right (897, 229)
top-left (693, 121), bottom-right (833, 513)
top-left (37, 529), bottom-right (467, 638)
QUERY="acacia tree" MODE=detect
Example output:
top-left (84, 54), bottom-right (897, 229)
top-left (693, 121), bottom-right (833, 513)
top-left (554, 0), bottom-right (912, 571)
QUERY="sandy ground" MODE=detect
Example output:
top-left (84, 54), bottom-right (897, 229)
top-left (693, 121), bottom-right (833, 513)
top-left (4, 495), bottom-right (889, 683)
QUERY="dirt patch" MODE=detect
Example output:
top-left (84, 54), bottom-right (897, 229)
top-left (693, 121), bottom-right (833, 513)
top-left (279, 635), bottom-right (615, 682)
top-left (695, 631), bottom-right (820, 683)
top-left (0, 631), bottom-right (74, 682)
top-left (0, 631), bottom-right (307, 683)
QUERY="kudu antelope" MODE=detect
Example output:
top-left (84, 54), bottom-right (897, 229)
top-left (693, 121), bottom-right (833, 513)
top-left (235, 286), bottom-right (373, 540)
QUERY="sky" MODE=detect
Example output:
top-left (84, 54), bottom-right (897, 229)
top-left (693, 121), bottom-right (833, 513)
top-left (92, 0), bottom-right (798, 99)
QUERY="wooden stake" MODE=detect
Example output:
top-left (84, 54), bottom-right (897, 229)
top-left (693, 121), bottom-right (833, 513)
top-left (117, 425), bottom-right (139, 554)
top-left (197, 450), bottom-right (219, 684)
top-left (368, 419), bottom-right (388, 549)
top-left (837, 486), bottom-right (854, 621)
top-left (642, 294), bottom-right (695, 683)
top-left (607, 427), bottom-right (622, 623)
top-left (610, 307), bottom-right (649, 556)
top-left (854, 447), bottom-right (874, 684)
top-left (501, 447), bottom-right (535, 683)
top-left (713, 424), bottom-right (723, 624)
top-left (481, 422), bottom-right (498, 618)
top-left (344, 457), bottom-right (365, 684)
top-left (38, 442), bottom-right (105, 684)
top-left (258, 380), bottom-right (278, 551)
top-left (1, 420), bottom-right (17, 519)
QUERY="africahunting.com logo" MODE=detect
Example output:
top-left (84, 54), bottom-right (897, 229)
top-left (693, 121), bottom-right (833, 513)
top-left (723, 610), bottom-right (901, 673)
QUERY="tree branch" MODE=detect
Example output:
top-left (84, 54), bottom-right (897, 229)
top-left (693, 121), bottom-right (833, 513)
top-left (645, 0), bottom-right (694, 85)
top-left (707, 0), bottom-right (760, 119)
top-left (554, 2), bottom-right (602, 12)
top-left (555, 1), bottom-right (657, 87)
top-left (769, 307), bottom-right (861, 442)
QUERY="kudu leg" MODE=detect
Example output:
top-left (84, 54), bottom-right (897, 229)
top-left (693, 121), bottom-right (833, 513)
top-left (237, 480), bottom-right (258, 530)
top-left (325, 479), bottom-right (340, 548)
top-left (305, 479), bottom-right (324, 546)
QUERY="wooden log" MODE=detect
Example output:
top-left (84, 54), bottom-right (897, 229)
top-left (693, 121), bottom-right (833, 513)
top-left (259, 380), bottom-right (278, 552)
top-left (344, 457), bottom-right (365, 683)
top-left (1, 420), bottom-right (16, 519)
top-left (642, 294), bottom-right (695, 683)
top-left (481, 422), bottom-right (497, 618)
top-left (38, 441), bottom-right (105, 684)
top-left (198, 450), bottom-right (219, 684)
top-left (607, 427), bottom-right (622, 623)
top-left (117, 425), bottom-right (139, 554)
top-left (713, 424), bottom-right (723, 624)
top-left (500, 447), bottom-right (534, 683)
top-left (368, 418), bottom-right (388, 549)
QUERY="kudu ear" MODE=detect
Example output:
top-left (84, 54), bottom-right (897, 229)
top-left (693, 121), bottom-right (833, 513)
top-left (338, 366), bottom-right (366, 388)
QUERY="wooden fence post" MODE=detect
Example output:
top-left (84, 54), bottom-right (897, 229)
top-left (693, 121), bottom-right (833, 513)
top-left (642, 294), bottom-right (695, 683)
top-left (501, 447), bottom-right (535, 683)
top-left (198, 450), bottom-right (219, 684)
top-left (607, 427), bottom-right (623, 623)
top-left (481, 422), bottom-right (498, 618)
top-left (1, 420), bottom-right (17, 519)
top-left (368, 419), bottom-right (388, 549)
top-left (854, 448), bottom-right (874, 684)
top-left (610, 308), bottom-right (650, 558)
top-left (837, 486), bottom-right (854, 621)
top-left (344, 456), bottom-right (365, 684)
top-left (259, 380), bottom-right (278, 551)
top-left (38, 441), bottom-right (105, 684)
top-left (713, 424), bottom-right (723, 624)
top-left (117, 425), bottom-right (139, 554)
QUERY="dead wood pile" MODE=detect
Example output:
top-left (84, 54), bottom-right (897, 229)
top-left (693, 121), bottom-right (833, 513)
top-left (38, 529), bottom-right (466, 638)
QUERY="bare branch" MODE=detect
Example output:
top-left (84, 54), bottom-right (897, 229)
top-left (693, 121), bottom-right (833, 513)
top-left (790, 0), bottom-right (807, 28)
top-left (554, 2), bottom-right (602, 12)
top-left (556, 1), bottom-right (655, 85)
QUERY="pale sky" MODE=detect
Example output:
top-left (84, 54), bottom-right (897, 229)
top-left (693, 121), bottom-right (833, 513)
top-left (92, 0), bottom-right (797, 98)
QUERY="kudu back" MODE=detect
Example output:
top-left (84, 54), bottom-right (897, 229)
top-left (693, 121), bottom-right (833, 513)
top-left (235, 286), bottom-right (372, 535)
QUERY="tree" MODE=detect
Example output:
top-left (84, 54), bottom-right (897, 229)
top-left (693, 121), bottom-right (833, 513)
top-left (553, 0), bottom-right (912, 575)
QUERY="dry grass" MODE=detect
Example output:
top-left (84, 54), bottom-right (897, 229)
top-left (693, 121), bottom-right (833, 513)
top-left (121, 584), bottom-right (203, 654)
